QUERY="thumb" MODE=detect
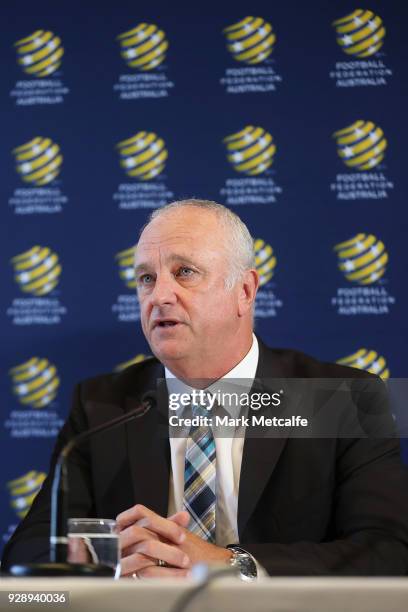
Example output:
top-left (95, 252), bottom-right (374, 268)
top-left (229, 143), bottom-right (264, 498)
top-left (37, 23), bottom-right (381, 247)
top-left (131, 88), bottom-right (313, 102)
top-left (168, 510), bottom-right (190, 528)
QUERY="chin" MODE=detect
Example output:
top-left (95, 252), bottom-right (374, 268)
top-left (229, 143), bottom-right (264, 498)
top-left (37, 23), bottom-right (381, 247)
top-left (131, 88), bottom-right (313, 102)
top-left (151, 341), bottom-right (186, 363)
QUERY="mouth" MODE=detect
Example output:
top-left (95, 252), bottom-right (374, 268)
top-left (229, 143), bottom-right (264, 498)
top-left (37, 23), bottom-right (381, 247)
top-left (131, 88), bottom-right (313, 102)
top-left (153, 320), bottom-right (182, 330)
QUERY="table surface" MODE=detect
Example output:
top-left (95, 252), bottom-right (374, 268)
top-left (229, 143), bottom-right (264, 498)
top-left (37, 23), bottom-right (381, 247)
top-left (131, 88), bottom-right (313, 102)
top-left (1, 577), bottom-right (408, 612)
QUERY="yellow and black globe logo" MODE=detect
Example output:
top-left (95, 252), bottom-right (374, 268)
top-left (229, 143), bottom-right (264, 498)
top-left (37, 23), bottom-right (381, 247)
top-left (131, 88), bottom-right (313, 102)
top-left (9, 357), bottom-right (60, 408)
top-left (333, 120), bottom-right (387, 171)
top-left (116, 131), bottom-right (168, 180)
top-left (7, 471), bottom-right (47, 518)
top-left (332, 9), bottom-right (385, 58)
top-left (115, 354), bottom-right (150, 372)
top-left (334, 233), bottom-right (388, 285)
top-left (13, 137), bottom-right (63, 186)
top-left (14, 30), bottom-right (64, 77)
top-left (117, 23), bottom-right (168, 71)
top-left (115, 246), bottom-right (136, 289)
top-left (337, 349), bottom-right (389, 379)
top-left (223, 16), bottom-right (276, 64)
top-left (223, 126), bottom-right (276, 176)
top-left (254, 239), bottom-right (277, 286)
top-left (11, 246), bottom-right (62, 296)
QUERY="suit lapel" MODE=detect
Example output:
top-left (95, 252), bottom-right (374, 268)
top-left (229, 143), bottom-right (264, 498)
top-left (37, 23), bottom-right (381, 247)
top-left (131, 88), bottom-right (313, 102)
top-left (125, 362), bottom-right (171, 517)
top-left (238, 339), bottom-right (292, 537)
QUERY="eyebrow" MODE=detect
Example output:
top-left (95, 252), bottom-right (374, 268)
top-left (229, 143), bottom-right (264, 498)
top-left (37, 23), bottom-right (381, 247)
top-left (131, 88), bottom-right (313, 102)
top-left (134, 254), bottom-right (199, 275)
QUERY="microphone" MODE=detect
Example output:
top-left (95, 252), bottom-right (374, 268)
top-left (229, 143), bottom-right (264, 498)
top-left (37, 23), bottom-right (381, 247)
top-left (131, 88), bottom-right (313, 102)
top-left (8, 391), bottom-right (156, 577)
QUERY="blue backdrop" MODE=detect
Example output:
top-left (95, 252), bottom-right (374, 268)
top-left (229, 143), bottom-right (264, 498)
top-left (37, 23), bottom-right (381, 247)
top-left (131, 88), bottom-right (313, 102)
top-left (1, 0), bottom-right (407, 554)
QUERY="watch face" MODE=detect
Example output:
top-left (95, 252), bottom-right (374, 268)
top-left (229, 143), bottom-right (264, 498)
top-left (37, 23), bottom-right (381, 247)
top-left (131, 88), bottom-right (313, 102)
top-left (239, 556), bottom-right (257, 581)
top-left (231, 549), bottom-right (257, 581)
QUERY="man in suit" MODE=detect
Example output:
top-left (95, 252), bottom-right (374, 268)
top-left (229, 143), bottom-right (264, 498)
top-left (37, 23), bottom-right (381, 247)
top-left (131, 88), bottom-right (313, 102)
top-left (2, 199), bottom-right (408, 577)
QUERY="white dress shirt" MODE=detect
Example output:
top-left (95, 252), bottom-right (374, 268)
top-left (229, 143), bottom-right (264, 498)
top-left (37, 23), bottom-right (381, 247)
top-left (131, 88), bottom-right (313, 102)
top-left (166, 334), bottom-right (259, 547)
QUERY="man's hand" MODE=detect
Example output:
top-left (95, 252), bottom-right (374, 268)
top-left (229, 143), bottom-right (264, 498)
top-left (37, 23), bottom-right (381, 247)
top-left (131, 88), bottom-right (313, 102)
top-left (167, 514), bottom-right (232, 566)
top-left (116, 504), bottom-right (232, 578)
top-left (116, 504), bottom-right (191, 578)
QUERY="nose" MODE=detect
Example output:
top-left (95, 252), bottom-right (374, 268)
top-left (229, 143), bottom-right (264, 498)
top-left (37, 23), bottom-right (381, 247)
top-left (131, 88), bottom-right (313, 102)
top-left (149, 273), bottom-right (178, 307)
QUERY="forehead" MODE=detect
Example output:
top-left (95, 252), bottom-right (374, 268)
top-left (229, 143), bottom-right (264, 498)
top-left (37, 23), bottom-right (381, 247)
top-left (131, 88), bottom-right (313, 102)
top-left (136, 208), bottom-right (224, 261)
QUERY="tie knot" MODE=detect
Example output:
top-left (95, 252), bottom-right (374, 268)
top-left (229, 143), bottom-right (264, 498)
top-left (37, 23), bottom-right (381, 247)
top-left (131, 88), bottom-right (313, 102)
top-left (190, 392), bottom-right (212, 418)
top-left (191, 405), bottom-right (206, 419)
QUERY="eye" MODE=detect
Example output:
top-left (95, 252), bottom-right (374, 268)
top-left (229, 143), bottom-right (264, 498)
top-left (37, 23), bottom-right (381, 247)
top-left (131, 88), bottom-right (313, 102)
top-left (176, 267), bottom-right (194, 278)
top-left (138, 273), bottom-right (154, 285)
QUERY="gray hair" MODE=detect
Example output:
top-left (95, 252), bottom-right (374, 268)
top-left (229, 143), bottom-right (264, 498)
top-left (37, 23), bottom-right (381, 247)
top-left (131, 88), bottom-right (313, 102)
top-left (143, 199), bottom-right (255, 290)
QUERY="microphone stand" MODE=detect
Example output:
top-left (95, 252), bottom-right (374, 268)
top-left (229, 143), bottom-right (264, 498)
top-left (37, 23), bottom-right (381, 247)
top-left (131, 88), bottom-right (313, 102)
top-left (8, 394), bottom-right (154, 577)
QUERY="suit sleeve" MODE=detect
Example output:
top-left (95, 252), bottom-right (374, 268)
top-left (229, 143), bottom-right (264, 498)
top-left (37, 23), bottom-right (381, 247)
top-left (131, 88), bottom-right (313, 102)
top-left (1, 384), bottom-right (94, 570)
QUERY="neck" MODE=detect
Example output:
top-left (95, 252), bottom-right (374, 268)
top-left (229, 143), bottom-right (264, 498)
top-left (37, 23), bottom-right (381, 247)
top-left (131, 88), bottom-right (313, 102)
top-left (164, 333), bottom-right (254, 387)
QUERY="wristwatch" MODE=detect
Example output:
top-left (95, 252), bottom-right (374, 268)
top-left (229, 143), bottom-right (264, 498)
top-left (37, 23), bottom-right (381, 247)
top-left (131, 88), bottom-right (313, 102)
top-left (227, 545), bottom-right (258, 582)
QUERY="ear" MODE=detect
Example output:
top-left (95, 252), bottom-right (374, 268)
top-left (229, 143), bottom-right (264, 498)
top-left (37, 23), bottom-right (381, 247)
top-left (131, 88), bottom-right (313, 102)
top-left (238, 269), bottom-right (259, 317)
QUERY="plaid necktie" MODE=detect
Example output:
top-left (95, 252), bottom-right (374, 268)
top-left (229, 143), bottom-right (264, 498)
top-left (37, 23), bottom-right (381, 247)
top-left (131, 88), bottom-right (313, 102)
top-left (183, 398), bottom-right (216, 542)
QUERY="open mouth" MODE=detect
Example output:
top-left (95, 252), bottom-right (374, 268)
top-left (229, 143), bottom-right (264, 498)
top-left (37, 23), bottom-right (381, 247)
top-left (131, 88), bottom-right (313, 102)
top-left (155, 320), bottom-right (179, 328)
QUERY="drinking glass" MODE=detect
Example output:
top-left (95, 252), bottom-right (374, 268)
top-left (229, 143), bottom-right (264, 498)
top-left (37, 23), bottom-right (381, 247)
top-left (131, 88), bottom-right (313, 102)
top-left (67, 518), bottom-right (120, 578)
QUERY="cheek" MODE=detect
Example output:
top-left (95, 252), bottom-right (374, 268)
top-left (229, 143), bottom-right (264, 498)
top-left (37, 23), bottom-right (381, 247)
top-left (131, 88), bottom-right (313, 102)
top-left (138, 300), bottom-right (149, 328)
top-left (199, 291), bottom-right (238, 323)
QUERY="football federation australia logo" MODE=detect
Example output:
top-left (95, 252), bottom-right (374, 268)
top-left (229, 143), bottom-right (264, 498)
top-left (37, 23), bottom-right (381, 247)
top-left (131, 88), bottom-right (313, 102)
top-left (116, 131), bottom-right (168, 180)
top-left (333, 120), bottom-right (387, 170)
top-left (9, 357), bottom-right (60, 408)
top-left (117, 23), bottom-right (168, 71)
top-left (223, 126), bottom-right (276, 176)
top-left (337, 349), bottom-right (389, 379)
top-left (11, 246), bottom-right (62, 296)
top-left (115, 246), bottom-right (136, 289)
top-left (334, 234), bottom-right (388, 285)
top-left (7, 471), bottom-right (47, 518)
top-left (14, 30), bottom-right (64, 77)
top-left (223, 16), bottom-right (276, 64)
top-left (13, 137), bottom-right (63, 186)
top-left (254, 239), bottom-right (277, 286)
top-left (332, 9), bottom-right (385, 58)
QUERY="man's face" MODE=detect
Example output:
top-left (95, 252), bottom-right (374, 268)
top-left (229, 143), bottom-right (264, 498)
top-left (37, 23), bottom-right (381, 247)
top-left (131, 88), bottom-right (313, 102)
top-left (135, 207), bottom-right (244, 372)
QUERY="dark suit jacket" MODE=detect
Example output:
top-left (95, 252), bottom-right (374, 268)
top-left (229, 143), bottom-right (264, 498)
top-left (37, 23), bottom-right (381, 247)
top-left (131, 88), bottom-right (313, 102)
top-left (3, 340), bottom-right (408, 575)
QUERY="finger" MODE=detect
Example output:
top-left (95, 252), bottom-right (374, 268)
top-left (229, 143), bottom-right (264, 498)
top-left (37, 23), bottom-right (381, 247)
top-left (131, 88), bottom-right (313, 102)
top-left (137, 566), bottom-right (190, 579)
top-left (117, 505), bottom-right (185, 544)
top-left (135, 539), bottom-right (190, 569)
top-left (119, 524), bottom-right (159, 552)
top-left (121, 530), bottom-right (162, 558)
top-left (67, 537), bottom-right (91, 564)
top-left (137, 515), bottom-right (186, 544)
top-left (116, 504), bottom-right (154, 529)
top-left (120, 551), bottom-right (157, 577)
top-left (168, 511), bottom-right (190, 528)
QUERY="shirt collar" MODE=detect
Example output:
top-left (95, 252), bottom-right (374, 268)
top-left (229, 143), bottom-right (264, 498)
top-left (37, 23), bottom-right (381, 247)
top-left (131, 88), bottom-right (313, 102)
top-left (165, 334), bottom-right (259, 416)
